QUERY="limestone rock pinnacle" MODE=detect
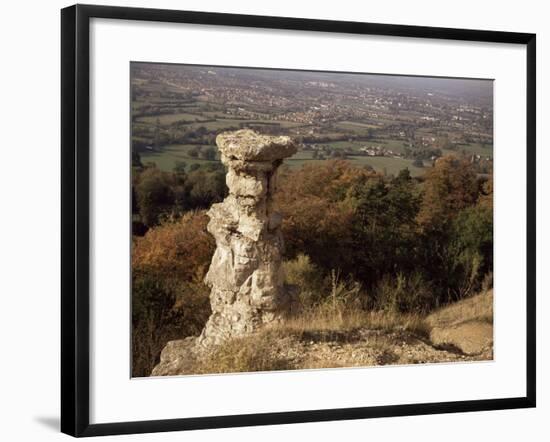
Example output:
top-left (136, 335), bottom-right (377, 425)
top-left (197, 129), bottom-right (297, 347)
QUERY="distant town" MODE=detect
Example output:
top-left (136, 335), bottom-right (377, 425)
top-left (131, 63), bottom-right (493, 176)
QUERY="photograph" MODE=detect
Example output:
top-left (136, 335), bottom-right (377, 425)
top-left (130, 62), bottom-right (495, 378)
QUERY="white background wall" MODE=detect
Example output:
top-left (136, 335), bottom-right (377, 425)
top-left (0, 0), bottom-right (546, 440)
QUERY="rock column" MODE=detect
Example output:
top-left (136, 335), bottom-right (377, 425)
top-left (197, 129), bottom-right (297, 347)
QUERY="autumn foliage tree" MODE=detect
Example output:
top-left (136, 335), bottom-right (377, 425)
top-left (417, 155), bottom-right (479, 228)
top-left (276, 161), bottom-right (377, 272)
top-left (131, 211), bottom-right (214, 376)
top-left (132, 211), bottom-right (214, 282)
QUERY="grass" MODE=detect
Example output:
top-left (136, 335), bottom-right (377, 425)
top-left (191, 333), bottom-right (294, 374)
top-left (267, 307), bottom-right (431, 339)
top-left (426, 289), bottom-right (493, 328)
top-left (186, 306), bottom-right (431, 375)
top-left (185, 291), bottom-right (493, 375)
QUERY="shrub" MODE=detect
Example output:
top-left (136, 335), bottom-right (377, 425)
top-left (132, 276), bottom-right (211, 377)
top-left (375, 272), bottom-right (434, 313)
top-left (437, 204), bottom-right (493, 302)
top-left (321, 269), bottom-right (362, 316)
top-left (134, 167), bottom-right (182, 226)
top-left (407, 206), bottom-right (492, 307)
top-left (283, 254), bottom-right (325, 308)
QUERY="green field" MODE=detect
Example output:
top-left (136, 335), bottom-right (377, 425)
top-left (334, 121), bottom-right (373, 136)
top-left (137, 112), bottom-right (209, 125)
top-left (458, 143), bottom-right (493, 156)
top-left (442, 143), bottom-right (493, 158)
top-left (285, 150), bottom-right (317, 168)
top-left (137, 114), bottom-right (304, 133)
top-left (140, 144), bottom-right (218, 171)
top-left (347, 155), bottom-right (426, 176)
top-left (280, 149), bottom-right (426, 176)
top-left (318, 140), bottom-right (363, 150)
top-left (140, 144), bottom-right (426, 177)
top-left (318, 138), bottom-right (409, 154)
top-left (286, 153), bottom-right (425, 176)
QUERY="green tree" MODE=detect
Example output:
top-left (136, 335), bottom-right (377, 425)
top-left (201, 146), bottom-right (217, 161)
top-left (445, 204), bottom-right (493, 299)
top-left (186, 168), bottom-right (227, 209)
top-left (132, 150), bottom-right (143, 168)
top-left (351, 176), bottom-right (420, 286)
top-left (135, 167), bottom-right (177, 226)
top-left (173, 160), bottom-right (187, 175)
top-left (153, 117), bottom-right (162, 150)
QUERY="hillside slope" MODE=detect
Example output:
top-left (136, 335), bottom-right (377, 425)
top-left (152, 291), bottom-right (493, 376)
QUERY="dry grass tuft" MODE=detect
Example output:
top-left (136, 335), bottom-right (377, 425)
top-left (267, 306), bottom-right (431, 340)
top-left (191, 333), bottom-right (293, 374)
top-left (426, 289), bottom-right (493, 328)
top-left (188, 305), bottom-right (433, 374)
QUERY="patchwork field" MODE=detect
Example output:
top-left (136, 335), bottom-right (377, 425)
top-left (142, 144), bottom-right (428, 177)
top-left (132, 66), bottom-right (493, 176)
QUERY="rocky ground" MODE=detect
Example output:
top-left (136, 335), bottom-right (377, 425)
top-left (152, 291), bottom-right (493, 376)
top-left (262, 328), bottom-right (492, 370)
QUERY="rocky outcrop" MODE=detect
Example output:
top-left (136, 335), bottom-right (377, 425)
top-left (152, 130), bottom-right (297, 376)
top-left (151, 337), bottom-right (197, 377)
top-left (195, 129), bottom-right (298, 347)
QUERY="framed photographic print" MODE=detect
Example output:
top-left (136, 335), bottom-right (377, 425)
top-left (61, 4), bottom-right (536, 437)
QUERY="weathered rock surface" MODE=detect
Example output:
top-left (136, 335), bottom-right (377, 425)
top-left (426, 290), bottom-right (493, 355)
top-left (196, 129), bottom-right (298, 347)
top-left (151, 337), bottom-right (197, 377)
top-left (429, 322), bottom-right (493, 355)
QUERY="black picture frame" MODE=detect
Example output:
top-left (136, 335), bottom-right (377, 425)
top-left (61, 4), bottom-right (536, 437)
